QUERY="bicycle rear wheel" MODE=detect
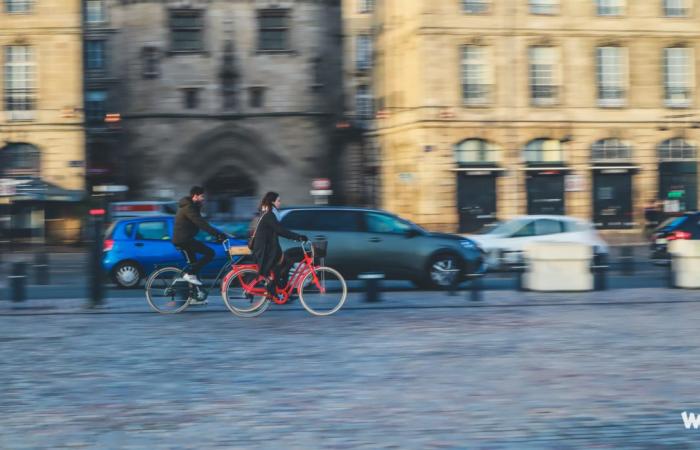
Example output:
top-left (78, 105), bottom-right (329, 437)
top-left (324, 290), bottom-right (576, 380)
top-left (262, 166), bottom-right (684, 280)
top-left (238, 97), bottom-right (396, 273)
top-left (222, 268), bottom-right (270, 317)
top-left (298, 267), bottom-right (347, 316)
top-left (145, 267), bottom-right (191, 314)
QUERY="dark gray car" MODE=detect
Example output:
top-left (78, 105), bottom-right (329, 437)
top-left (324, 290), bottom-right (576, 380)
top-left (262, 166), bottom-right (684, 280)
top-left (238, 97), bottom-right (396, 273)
top-left (279, 207), bottom-right (485, 289)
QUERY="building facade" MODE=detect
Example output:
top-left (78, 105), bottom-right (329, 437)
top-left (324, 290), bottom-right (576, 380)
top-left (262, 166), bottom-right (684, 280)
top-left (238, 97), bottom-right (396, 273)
top-left (0, 0), bottom-right (85, 242)
top-left (102, 0), bottom-right (344, 219)
top-left (374, 0), bottom-right (700, 235)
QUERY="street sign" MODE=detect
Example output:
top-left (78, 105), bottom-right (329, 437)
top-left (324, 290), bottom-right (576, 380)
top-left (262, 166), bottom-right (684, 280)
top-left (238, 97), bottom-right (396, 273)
top-left (93, 185), bottom-right (129, 193)
top-left (312, 178), bottom-right (331, 190)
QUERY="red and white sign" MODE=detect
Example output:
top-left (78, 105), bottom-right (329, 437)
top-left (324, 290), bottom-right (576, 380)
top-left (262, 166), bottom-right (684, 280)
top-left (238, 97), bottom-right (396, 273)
top-left (312, 178), bottom-right (331, 190)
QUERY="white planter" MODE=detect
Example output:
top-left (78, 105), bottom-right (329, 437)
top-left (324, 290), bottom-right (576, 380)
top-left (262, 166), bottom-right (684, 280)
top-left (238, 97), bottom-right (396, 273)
top-left (523, 242), bottom-right (594, 292)
top-left (669, 240), bottom-right (700, 289)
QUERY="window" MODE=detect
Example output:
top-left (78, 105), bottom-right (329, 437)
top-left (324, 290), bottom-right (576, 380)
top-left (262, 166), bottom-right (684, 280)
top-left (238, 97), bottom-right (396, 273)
top-left (511, 220), bottom-right (536, 237)
top-left (258, 9), bottom-right (290, 51)
top-left (355, 34), bottom-right (372, 71)
top-left (658, 138), bottom-right (696, 160)
top-left (85, 90), bottom-right (107, 122)
top-left (597, 46), bottom-right (626, 106)
top-left (4, 45), bottom-right (36, 120)
top-left (529, 46), bottom-right (558, 105)
top-left (664, 0), bottom-right (688, 17)
top-left (365, 213), bottom-right (413, 235)
top-left (455, 139), bottom-right (501, 164)
top-left (529, 0), bottom-right (558, 15)
top-left (182, 88), bottom-right (200, 109)
top-left (249, 87), bottom-right (265, 108)
top-left (535, 219), bottom-right (563, 235)
top-left (664, 47), bottom-right (693, 107)
top-left (358, 0), bottom-right (374, 13)
top-left (281, 210), bottom-right (363, 232)
top-left (462, 0), bottom-right (489, 13)
top-left (86, 40), bottom-right (106, 71)
top-left (591, 139), bottom-right (632, 161)
top-left (85, 0), bottom-right (105, 23)
top-left (524, 138), bottom-right (564, 163)
top-left (4, 0), bottom-right (32, 13)
top-left (170, 9), bottom-right (204, 52)
top-left (355, 85), bottom-right (373, 119)
top-left (597, 0), bottom-right (624, 16)
top-left (0, 143), bottom-right (40, 177)
top-left (461, 45), bottom-right (489, 105)
top-left (141, 47), bottom-right (160, 78)
top-left (135, 221), bottom-right (170, 241)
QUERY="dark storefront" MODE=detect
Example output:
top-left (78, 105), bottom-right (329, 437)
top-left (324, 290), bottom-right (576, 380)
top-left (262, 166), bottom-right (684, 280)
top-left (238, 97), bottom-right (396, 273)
top-left (592, 167), bottom-right (636, 229)
top-left (526, 169), bottom-right (566, 215)
top-left (456, 168), bottom-right (502, 233)
top-left (658, 161), bottom-right (697, 213)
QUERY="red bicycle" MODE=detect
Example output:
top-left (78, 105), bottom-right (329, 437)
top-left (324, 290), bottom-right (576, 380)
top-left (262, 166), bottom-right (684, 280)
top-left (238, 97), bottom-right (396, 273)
top-left (221, 241), bottom-right (347, 317)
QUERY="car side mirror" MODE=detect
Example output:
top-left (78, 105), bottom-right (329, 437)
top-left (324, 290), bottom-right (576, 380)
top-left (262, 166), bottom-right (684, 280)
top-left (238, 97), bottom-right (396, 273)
top-left (405, 228), bottom-right (420, 238)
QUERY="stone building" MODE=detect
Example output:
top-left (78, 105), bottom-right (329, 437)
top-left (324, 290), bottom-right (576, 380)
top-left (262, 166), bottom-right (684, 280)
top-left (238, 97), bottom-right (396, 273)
top-left (0, 0), bottom-right (85, 242)
top-left (102, 0), bottom-right (344, 219)
top-left (374, 0), bottom-right (700, 236)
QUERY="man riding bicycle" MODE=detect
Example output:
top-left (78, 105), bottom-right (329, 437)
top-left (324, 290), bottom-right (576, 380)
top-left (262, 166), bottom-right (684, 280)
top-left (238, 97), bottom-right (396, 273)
top-left (172, 186), bottom-right (227, 286)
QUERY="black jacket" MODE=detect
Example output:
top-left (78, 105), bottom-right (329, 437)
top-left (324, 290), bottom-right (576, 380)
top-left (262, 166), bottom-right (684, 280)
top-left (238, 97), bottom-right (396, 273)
top-left (173, 197), bottom-right (221, 244)
top-left (252, 209), bottom-right (303, 276)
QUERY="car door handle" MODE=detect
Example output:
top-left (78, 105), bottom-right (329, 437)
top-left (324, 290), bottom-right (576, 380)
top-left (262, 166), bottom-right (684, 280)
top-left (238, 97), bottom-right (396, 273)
top-left (313, 235), bottom-right (327, 240)
top-left (369, 237), bottom-right (381, 243)
top-left (134, 242), bottom-right (144, 247)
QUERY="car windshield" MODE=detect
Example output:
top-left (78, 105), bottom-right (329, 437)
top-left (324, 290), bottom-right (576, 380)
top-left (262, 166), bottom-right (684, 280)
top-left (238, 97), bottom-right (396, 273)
top-left (486, 219), bottom-right (530, 236)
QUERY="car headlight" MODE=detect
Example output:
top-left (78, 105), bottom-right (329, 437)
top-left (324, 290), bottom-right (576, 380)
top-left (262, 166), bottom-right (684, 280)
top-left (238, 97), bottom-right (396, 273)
top-left (460, 239), bottom-right (477, 250)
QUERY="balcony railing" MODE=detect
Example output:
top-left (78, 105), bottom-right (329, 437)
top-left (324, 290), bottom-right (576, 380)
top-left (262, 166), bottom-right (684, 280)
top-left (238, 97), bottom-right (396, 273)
top-left (462, 84), bottom-right (490, 106)
top-left (598, 87), bottom-right (626, 107)
top-left (665, 87), bottom-right (692, 107)
top-left (530, 85), bottom-right (558, 106)
top-left (664, 7), bottom-right (688, 17)
top-left (462, 0), bottom-right (489, 14)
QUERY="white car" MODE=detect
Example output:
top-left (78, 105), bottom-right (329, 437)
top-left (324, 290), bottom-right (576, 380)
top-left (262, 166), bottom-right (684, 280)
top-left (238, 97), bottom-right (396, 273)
top-left (465, 215), bottom-right (609, 270)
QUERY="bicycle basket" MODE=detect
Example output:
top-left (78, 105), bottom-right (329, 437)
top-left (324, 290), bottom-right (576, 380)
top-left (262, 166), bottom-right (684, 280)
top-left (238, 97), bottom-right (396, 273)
top-left (229, 246), bottom-right (252, 256)
top-left (312, 240), bottom-right (328, 258)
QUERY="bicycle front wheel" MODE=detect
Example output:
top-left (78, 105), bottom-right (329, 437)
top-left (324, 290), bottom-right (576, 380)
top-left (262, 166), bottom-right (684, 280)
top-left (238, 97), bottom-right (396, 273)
top-left (145, 267), bottom-right (191, 314)
top-left (299, 267), bottom-right (347, 316)
top-left (222, 268), bottom-right (270, 317)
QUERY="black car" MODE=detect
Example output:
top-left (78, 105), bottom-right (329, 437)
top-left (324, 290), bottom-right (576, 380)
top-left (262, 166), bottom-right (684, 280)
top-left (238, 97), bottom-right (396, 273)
top-left (650, 212), bottom-right (700, 263)
top-left (278, 207), bottom-right (486, 289)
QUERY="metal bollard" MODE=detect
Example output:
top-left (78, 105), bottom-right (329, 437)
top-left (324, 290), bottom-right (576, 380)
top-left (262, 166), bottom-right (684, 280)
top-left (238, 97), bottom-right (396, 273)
top-left (33, 252), bottom-right (49, 285)
top-left (447, 269), bottom-right (461, 296)
top-left (359, 272), bottom-right (384, 302)
top-left (468, 274), bottom-right (482, 301)
top-left (619, 246), bottom-right (635, 276)
top-left (9, 262), bottom-right (27, 302)
top-left (592, 253), bottom-right (608, 291)
top-left (87, 217), bottom-right (104, 308)
top-left (514, 264), bottom-right (527, 291)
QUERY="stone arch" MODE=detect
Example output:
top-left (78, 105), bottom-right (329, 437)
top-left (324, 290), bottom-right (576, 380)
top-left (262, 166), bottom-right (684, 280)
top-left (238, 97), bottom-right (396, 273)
top-left (0, 142), bottom-right (41, 177)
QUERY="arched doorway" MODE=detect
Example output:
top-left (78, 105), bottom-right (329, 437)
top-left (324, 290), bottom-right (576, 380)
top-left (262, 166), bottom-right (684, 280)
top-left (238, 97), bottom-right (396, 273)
top-left (591, 138), bottom-right (636, 229)
top-left (454, 138), bottom-right (502, 232)
top-left (0, 142), bottom-right (40, 178)
top-left (658, 138), bottom-right (697, 213)
top-left (203, 166), bottom-right (258, 221)
top-left (524, 138), bottom-right (566, 215)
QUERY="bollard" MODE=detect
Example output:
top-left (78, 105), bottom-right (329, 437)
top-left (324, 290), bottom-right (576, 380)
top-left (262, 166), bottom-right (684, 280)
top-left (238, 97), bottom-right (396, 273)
top-left (666, 256), bottom-right (675, 288)
top-left (359, 272), bottom-right (384, 302)
top-left (514, 264), bottom-right (526, 291)
top-left (33, 252), bottom-right (49, 285)
top-left (447, 269), bottom-right (461, 296)
top-left (9, 262), bottom-right (27, 303)
top-left (592, 253), bottom-right (608, 291)
top-left (88, 216), bottom-right (104, 307)
top-left (468, 275), bottom-right (482, 301)
top-left (619, 246), bottom-right (635, 276)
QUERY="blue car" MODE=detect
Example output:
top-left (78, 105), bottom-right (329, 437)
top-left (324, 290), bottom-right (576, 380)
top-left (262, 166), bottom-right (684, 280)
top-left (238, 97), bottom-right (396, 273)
top-left (103, 215), bottom-right (247, 288)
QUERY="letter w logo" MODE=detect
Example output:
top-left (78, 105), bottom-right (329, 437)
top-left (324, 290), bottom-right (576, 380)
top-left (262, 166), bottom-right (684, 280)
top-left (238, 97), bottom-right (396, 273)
top-left (682, 412), bottom-right (700, 429)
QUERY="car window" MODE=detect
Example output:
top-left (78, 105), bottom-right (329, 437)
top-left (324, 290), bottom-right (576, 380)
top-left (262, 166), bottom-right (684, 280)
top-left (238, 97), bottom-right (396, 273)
top-left (281, 210), bottom-right (362, 232)
top-left (535, 219), bottom-right (563, 236)
top-left (124, 223), bottom-right (134, 238)
top-left (563, 220), bottom-right (589, 233)
top-left (365, 213), bottom-right (413, 235)
top-left (510, 221), bottom-right (535, 238)
top-left (135, 221), bottom-right (170, 240)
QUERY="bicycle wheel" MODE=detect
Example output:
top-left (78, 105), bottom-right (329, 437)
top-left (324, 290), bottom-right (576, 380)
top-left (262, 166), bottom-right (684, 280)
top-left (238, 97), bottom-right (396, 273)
top-left (299, 266), bottom-right (347, 316)
top-left (222, 268), bottom-right (270, 317)
top-left (145, 267), bottom-right (192, 314)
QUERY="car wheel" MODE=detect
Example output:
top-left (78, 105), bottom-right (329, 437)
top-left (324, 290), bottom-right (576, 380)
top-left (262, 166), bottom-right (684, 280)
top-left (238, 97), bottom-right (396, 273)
top-left (112, 261), bottom-right (143, 288)
top-left (424, 253), bottom-right (461, 290)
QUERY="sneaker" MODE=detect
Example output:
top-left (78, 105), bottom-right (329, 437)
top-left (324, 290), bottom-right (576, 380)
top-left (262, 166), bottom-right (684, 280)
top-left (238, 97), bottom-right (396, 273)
top-left (182, 273), bottom-right (202, 286)
top-left (188, 298), bottom-right (208, 306)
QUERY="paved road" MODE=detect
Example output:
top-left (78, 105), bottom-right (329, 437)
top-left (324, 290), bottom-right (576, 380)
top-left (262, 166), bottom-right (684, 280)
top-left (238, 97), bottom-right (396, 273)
top-left (2, 288), bottom-right (700, 449)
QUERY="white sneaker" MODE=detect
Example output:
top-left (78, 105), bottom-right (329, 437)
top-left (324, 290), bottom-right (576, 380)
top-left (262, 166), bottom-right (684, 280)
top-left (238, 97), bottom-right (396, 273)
top-left (182, 273), bottom-right (202, 286)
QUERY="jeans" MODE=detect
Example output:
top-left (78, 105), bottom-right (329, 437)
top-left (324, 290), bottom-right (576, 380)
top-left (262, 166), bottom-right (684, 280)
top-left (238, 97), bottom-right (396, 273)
top-left (175, 239), bottom-right (214, 275)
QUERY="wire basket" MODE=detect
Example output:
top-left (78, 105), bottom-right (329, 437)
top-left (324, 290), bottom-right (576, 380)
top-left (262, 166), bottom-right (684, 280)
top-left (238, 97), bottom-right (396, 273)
top-left (312, 240), bottom-right (328, 258)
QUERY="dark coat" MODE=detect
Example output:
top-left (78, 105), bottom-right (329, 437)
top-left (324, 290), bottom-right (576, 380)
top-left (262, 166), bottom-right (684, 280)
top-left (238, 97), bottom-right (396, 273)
top-left (252, 209), bottom-right (303, 276)
top-left (173, 197), bottom-right (221, 244)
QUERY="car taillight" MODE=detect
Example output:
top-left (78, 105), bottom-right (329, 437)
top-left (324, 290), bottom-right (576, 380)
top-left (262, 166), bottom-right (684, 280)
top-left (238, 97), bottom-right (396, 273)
top-left (668, 230), bottom-right (692, 241)
top-left (103, 239), bottom-right (114, 252)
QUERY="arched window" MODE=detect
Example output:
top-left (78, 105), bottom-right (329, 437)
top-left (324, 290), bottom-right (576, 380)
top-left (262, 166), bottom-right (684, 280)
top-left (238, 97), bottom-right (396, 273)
top-left (0, 143), bottom-right (40, 177)
top-left (524, 138), bottom-right (563, 163)
top-left (658, 138), bottom-right (696, 161)
top-left (591, 138), bottom-right (632, 161)
top-left (455, 139), bottom-right (501, 165)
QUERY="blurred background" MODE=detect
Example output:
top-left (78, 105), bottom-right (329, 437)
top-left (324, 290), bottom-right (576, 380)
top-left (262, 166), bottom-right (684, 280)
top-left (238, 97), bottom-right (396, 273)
top-left (0, 0), bottom-right (699, 246)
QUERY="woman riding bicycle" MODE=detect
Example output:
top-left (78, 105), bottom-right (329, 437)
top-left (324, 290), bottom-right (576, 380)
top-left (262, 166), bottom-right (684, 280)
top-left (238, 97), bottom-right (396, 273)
top-left (250, 192), bottom-right (308, 297)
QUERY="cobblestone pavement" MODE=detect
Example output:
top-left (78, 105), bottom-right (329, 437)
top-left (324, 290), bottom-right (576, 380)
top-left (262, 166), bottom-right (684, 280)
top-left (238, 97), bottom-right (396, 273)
top-left (2, 289), bottom-right (700, 449)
